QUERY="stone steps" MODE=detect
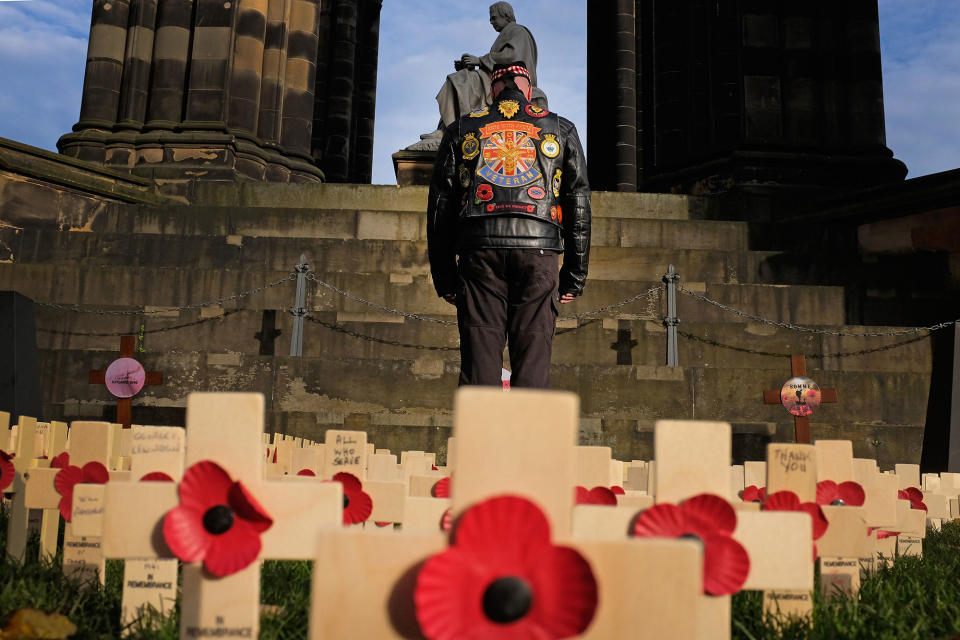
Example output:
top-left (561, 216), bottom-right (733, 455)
top-left (37, 348), bottom-right (926, 466)
top-left (186, 183), bottom-right (713, 219)
top-left (32, 301), bottom-right (930, 374)
top-left (8, 230), bottom-right (779, 284)
top-left (15, 213), bottom-right (751, 250)
top-left (2, 262), bottom-right (846, 326)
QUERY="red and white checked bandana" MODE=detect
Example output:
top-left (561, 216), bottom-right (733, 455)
top-left (490, 65), bottom-right (531, 83)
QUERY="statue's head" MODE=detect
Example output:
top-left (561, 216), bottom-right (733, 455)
top-left (489, 2), bottom-right (515, 32)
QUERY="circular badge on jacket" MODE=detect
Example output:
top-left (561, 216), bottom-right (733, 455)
top-left (525, 104), bottom-right (549, 118)
top-left (462, 133), bottom-right (480, 160)
top-left (476, 183), bottom-right (493, 202)
top-left (527, 186), bottom-right (545, 200)
top-left (540, 134), bottom-right (560, 158)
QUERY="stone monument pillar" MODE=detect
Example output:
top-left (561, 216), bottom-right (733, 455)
top-left (587, 0), bottom-right (907, 213)
top-left (59, 0), bottom-right (383, 185)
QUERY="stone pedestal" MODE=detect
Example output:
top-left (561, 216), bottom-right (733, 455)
top-left (392, 150), bottom-right (436, 186)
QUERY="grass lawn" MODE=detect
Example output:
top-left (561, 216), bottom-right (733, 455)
top-left (3, 505), bottom-right (960, 639)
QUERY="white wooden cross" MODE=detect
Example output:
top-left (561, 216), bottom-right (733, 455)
top-left (103, 393), bottom-right (342, 638)
top-left (5, 415), bottom-right (38, 563)
top-left (309, 388), bottom-right (705, 639)
top-left (653, 421), bottom-right (814, 640)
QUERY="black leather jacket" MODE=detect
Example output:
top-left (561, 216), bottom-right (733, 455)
top-left (427, 88), bottom-right (591, 298)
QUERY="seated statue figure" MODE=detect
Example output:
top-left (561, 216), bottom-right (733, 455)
top-left (420, 1), bottom-right (548, 140)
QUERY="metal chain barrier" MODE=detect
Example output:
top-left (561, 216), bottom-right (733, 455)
top-left (679, 286), bottom-right (958, 337)
top-left (36, 274), bottom-right (296, 316)
top-left (305, 271), bottom-right (665, 326)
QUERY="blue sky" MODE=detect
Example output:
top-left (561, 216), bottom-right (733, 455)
top-left (0, 0), bottom-right (956, 185)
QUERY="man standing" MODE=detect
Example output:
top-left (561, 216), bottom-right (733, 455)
top-left (422, 2), bottom-right (547, 138)
top-left (427, 62), bottom-right (590, 389)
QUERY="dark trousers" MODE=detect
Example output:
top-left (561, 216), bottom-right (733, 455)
top-left (456, 248), bottom-right (560, 388)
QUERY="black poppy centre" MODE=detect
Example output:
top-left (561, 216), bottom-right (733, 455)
top-left (203, 504), bottom-right (235, 535)
top-left (343, 494), bottom-right (350, 509)
top-left (482, 576), bottom-right (534, 624)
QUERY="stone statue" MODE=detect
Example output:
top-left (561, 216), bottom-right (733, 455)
top-left (418, 2), bottom-right (547, 143)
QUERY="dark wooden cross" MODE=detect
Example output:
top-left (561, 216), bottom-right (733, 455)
top-left (89, 335), bottom-right (163, 428)
top-left (763, 355), bottom-right (837, 444)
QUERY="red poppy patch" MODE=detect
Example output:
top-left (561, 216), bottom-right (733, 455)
top-left (611, 485), bottom-right (626, 495)
top-left (632, 493), bottom-right (750, 595)
top-left (296, 469), bottom-right (316, 477)
top-left (740, 485), bottom-right (766, 503)
top-left (527, 186), bottom-right (545, 200)
top-left (331, 472), bottom-right (373, 525)
top-left (898, 487), bottom-right (927, 512)
top-left (54, 461), bottom-right (109, 522)
top-left (140, 471), bottom-right (175, 482)
top-left (816, 480), bottom-right (865, 507)
top-left (0, 450), bottom-right (14, 492)
top-left (476, 184), bottom-right (493, 202)
top-left (441, 508), bottom-right (453, 532)
top-left (432, 477), bottom-right (451, 498)
top-left (50, 452), bottom-right (70, 469)
top-left (415, 495), bottom-right (598, 637)
top-left (575, 485), bottom-right (618, 505)
top-left (525, 104), bottom-right (549, 118)
top-left (162, 460), bottom-right (273, 577)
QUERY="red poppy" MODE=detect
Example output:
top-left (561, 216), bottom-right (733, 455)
top-left (476, 184), bottom-right (493, 202)
top-left (162, 460), bottom-right (272, 577)
top-left (54, 462), bottom-right (109, 521)
top-left (415, 495), bottom-right (597, 639)
top-left (140, 471), bottom-right (174, 482)
top-left (868, 527), bottom-right (899, 540)
top-left (762, 490), bottom-right (828, 560)
top-left (898, 487), bottom-right (927, 512)
top-left (441, 508), bottom-right (453, 532)
top-left (740, 485), bottom-right (766, 503)
top-left (432, 464), bottom-right (439, 471)
top-left (816, 480), bottom-right (865, 506)
top-left (433, 477), bottom-right (451, 498)
top-left (632, 493), bottom-right (750, 596)
top-left (330, 472), bottom-right (373, 525)
top-left (610, 486), bottom-right (626, 495)
top-left (50, 452), bottom-right (70, 469)
top-left (0, 450), bottom-right (14, 492)
top-left (575, 486), bottom-right (618, 506)
top-left (296, 469), bottom-right (316, 477)
top-left (375, 521), bottom-right (393, 528)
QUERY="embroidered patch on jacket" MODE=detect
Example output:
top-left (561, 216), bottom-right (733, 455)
top-left (498, 100), bottom-right (520, 119)
top-left (525, 104), bottom-right (549, 118)
top-left (469, 107), bottom-right (489, 118)
top-left (461, 133), bottom-right (480, 160)
top-left (550, 205), bottom-right (563, 223)
top-left (527, 186), bottom-right (545, 200)
top-left (476, 183), bottom-right (493, 202)
top-left (459, 165), bottom-right (471, 188)
top-left (476, 121), bottom-right (543, 187)
top-left (552, 169), bottom-right (562, 197)
top-left (485, 202), bottom-right (536, 215)
top-left (540, 133), bottom-right (560, 158)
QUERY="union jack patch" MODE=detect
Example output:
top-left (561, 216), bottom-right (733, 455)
top-left (477, 121), bottom-right (543, 187)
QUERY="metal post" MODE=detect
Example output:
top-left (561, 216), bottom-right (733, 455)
top-left (290, 254), bottom-right (309, 357)
top-left (663, 264), bottom-right (679, 367)
top-left (949, 322), bottom-right (960, 471)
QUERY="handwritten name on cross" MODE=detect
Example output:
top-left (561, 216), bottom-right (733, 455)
top-left (89, 336), bottom-right (163, 428)
top-left (763, 355), bottom-right (837, 444)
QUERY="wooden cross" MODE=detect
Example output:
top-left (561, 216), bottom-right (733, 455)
top-left (310, 389), bottom-right (707, 639)
top-left (763, 355), bottom-right (838, 444)
top-left (89, 336), bottom-right (163, 428)
top-left (23, 421), bottom-right (116, 583)
top-left (102, 393), bottom-right (342, 639)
